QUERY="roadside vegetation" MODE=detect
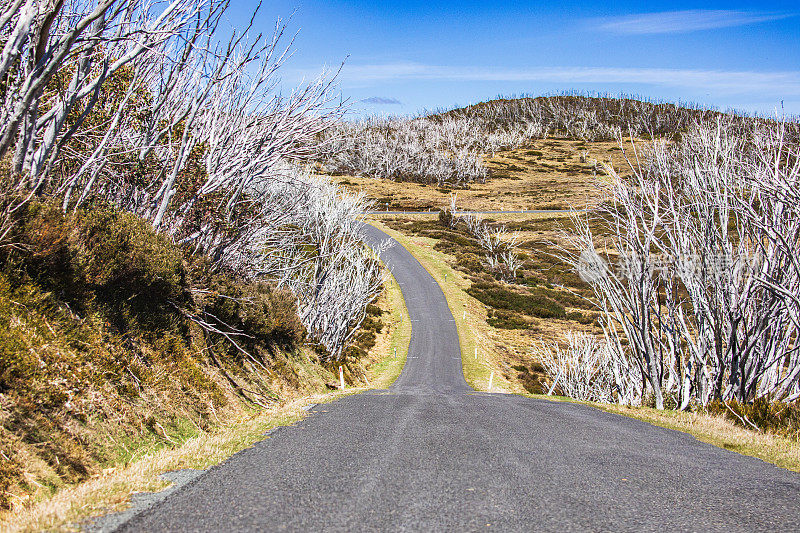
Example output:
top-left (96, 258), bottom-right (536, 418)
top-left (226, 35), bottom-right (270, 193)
top-left (0, 0), bottom-right (402, 525)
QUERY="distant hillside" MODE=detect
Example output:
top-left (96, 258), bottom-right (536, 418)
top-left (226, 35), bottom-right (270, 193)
top-left (319, 94), bottom-right (795, 188)
top-left (433, 94), bottom-right (723, 139)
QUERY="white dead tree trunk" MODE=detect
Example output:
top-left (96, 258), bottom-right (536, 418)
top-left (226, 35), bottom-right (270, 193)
top-left (1, 0), bottom-right (204, 193)
top-left (555, 119), bottom-right (800, 409)
top-left (535, 332), bottom-right (639, 404)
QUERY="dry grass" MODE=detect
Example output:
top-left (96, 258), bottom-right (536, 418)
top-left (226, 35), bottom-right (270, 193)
top-left (0, 269), bottom-right (409, 532)
top-left (337, 138), bottom-right (634, 212)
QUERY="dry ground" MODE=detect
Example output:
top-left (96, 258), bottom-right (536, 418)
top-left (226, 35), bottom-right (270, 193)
top-left (335, 138), bottom-right (637, 212)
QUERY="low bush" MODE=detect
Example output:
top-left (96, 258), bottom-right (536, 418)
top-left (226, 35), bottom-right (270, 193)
top-left (487, 309), bottom-right (530, 329)
top-left (467, 282), bottom-right (566, 319)
top-left (512, 361), bottom-right (549, 394)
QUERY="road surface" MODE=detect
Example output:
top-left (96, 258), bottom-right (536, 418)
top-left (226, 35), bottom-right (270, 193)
top-left (117, 225), bottom-right (800, 532)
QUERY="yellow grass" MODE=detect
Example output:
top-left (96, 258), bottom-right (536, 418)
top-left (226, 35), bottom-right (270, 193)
top-left (336, 138), bottom-right (634, 212)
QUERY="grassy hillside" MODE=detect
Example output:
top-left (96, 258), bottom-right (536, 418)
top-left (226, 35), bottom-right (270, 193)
top-left (0, 200), bottom-right (393, 516)
top-left (336, 137), bottom-right (634, 211)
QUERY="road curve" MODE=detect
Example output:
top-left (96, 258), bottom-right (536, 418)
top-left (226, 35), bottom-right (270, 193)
top-left (117, 225), bottom-right (800, 532)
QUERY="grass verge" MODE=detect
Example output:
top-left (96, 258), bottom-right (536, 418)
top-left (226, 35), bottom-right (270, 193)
top-left (517, 390), bottom-right (800, 472)
top-left (597, 402), bottom-right (800, 473)
top-left (367, 271), bottom-right (411, 388)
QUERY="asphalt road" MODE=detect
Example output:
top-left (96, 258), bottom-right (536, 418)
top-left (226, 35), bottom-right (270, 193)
top-left (118, 225), bottom-right (800, 532)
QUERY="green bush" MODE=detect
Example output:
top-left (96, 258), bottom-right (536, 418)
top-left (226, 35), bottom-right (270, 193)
top-left (74, 208), bottom-right (186, 300)
top-left (512, 361), bottom-right (549, 394)
top-left (487, 309), bottom-right (530, 329)
top-left (566, 311), bottom-right (596, 325)
top-left (438, 208), bottom-right (454, 228)
top-left (455, 252), bottom-right (483, 274)
top-left (199, 275), bottom-right (305, 353)
top-left (467, 282), bottom-right (566, 319)
top-left (0, 277), bottom-right (46, 391)
top-left (0, 201), bottom-right (80, 301)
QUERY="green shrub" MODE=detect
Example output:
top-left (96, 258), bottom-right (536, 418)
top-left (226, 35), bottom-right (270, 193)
top-left (74, 208), bottom-right (186, 301)
top-left (487, 309), bottom-right (530, 329)
top-left (566, 311), bottom-right (596, 324)
top-left (467, 282), bottom-right (566, 319)
top-left (200, 275), bottom-right (305, 354)
top-left (513, 361), bottom-right (549, 394)
top-left (438, 208), bottom-right (454, 228)
top-left (455, 252), bottom-right (483, 274)
top-left (708, 398), bottom-right (800, 437)
top-left (0, 277), bottom-right (47, 391)
top-left (0, 200), bottom-right (80, 301)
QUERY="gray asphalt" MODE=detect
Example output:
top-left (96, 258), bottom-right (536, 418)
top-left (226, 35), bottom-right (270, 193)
top-left (118, 225), bottom-right (800, 532)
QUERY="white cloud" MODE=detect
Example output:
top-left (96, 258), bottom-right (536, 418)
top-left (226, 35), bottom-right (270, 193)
top-left (325, 63), bottom-right (800, 96)
top-left (360, 96), bottom-right (402, 105)
top-left (593, 10), bottom-right (794, 35)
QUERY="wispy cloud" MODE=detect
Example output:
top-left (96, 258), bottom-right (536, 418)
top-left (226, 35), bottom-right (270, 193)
top-left (593, 10), bottom-right (795, 35)
top-left (360, 96), bottom-right (402, 105)
top-left (323, 62), bottom-right (800, 96)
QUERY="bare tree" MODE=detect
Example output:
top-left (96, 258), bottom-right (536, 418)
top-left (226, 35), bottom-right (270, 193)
top-left (553, 118), bottom-right (800, 410)
top-left (219, 166), bottom-right (387, 360)
top-left (2, 0), bottom-right (204, 189)
top-left (535, 332), bottom-right (639, 404)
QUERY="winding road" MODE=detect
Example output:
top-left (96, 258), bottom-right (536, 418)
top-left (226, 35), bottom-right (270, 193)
top-left (116, 225), bottom-right (800, 532)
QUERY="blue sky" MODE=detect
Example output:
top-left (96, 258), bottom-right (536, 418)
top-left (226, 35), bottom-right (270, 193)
top-left (229, 1), bottom-right (800, 116)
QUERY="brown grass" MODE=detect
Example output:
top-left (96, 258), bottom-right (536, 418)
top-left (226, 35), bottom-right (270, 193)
top-left (337, 138), bottom-right (634, 212)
